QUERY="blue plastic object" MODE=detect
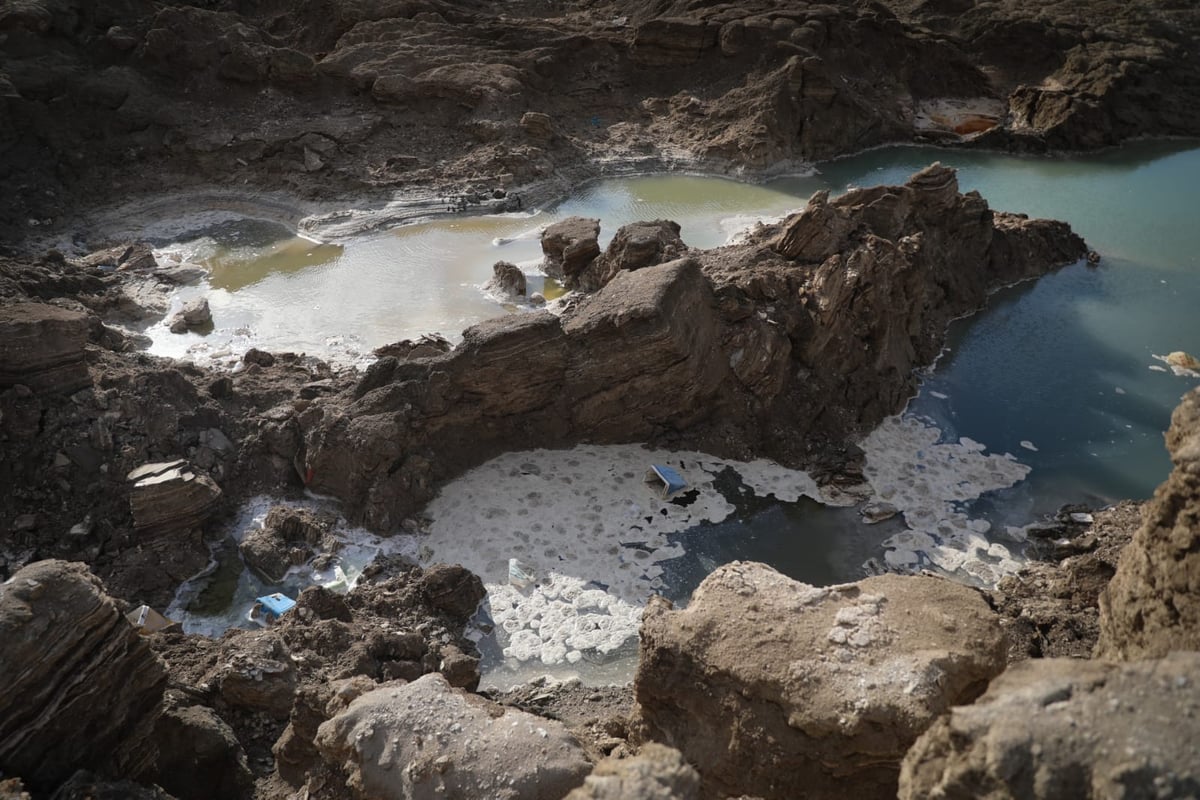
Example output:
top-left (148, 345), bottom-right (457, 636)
top-left (256, 592), bottom-right (296, 619)
top-left (646, 464), bottom-right (688, 499)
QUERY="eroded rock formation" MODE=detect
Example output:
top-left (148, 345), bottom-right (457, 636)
top-left (0, 560), bottom-right (167, 793)
top-left (634, 563), bottom-right (1006, 799)
top-left (899, 653), bottom-right (1200, 799)
top-left (291, 165), bottom-right (1084, 529)
top-left (1097, 387), bottom-right (1200, 660)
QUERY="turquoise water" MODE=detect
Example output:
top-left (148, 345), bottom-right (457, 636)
top-left (674, 142), bottom-right (1200, 589)
top-left (808, 142), bottom-right (1200, 515)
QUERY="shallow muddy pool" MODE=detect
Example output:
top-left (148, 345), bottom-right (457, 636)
top-left (161, 140), bottom-right (1200, 686)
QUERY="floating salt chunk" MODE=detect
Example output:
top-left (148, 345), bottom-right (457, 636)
top-left (1152, 352), bottom-right (1200, 377)
top-left (1149, 365), bottom-right (1168, 373)
top-left (1069, 512), bottom-right (1094, 524)
top-left (1114, 387), bottom-right (1126, 395)
top-left (1019, 440), bottom-right (1039, 452)
top-left (929, 391), bottom-right (949, 399)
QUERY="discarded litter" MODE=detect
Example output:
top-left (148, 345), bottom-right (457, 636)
top-left (645, 464), bottom-right (688, 500)
top-left (508, 558), bottom-right (536, 590)
top-left (248, 592), bottom-right (296, 627)
top-left (125, 604), bottom-right (178, 635)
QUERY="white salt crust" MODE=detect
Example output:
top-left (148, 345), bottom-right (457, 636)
top-left (861, 416), bottom-right (1030, 585)
top-left (421, 445), bottom-right (844, 666)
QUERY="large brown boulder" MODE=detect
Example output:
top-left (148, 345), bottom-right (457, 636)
top-left (1097, 387), bottom-right (1200, 659)
top-left (127, 460), bottom-right (222, 536)
top-left (899, 653), bottom-right (1200, 799)
top-left (576, 219), bottom-right (687, 292)
top-left (0, 303), bottom-right (90, 395)
top-left (152, 705), bottom-right (254, 800)
top-left (635, 563), bottom-right (1006, 799)
top-left (541, 217), bottom-right (601, 282)
top-left (0, 561), bottom-right (167, 792)
top-left (314, 673), bottom-right (590, 800)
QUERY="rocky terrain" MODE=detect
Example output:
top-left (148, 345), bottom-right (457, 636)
top-left (3, 0), bottom-right (1200, 797)
top-left (2, 0), bottom-right (1199, 244)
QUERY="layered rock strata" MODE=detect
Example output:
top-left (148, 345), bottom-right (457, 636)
top-left (0, 303), bottom-right (90, 395)
top-left (0, 560), bottom-right (167, 792)
top-left (634, 563), bottom-right (1006, 799)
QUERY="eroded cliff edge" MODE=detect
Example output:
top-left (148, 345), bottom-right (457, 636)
top-left (294, 163), bottom-right (1085, 528)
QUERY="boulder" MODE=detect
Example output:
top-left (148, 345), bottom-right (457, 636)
top-left (576, 219), bottom-right (686, 292)
top-left (520, 111), bottom-right (554, 140)
top-left (899, 653), bottom-right (1200, 799)
top-left (564, 743), bottom-right (700, 800)
top-left (238, 505), bottom-right (332, 583)
top-left (541, 217), bottom-right (600, 281)
top-left (168, 298), bottom-right (211, 334)
top-left (152, 705), bottom-right (254, 800)
top-left (418, 563), bottom-right (486, 619)
top-left (485, 260), bottom-right (527, 298)
top-left (0, 303), bottom-right (91, 394)
top-left (314, 673), bottom-right (590, 800)
top-left (635, 563), bottom-right (1006, 799)
top-left (127, 460), bottom-right (221, 536)
top-left (1097, 387), bottom-right (1200, 659)
top-left (79, 242), bottom-right (157, 272)
top-left (242, 347), bottom-right (275, 367)
top-left (208, 630), bottom-right (297, 719)
top-left (0, 561), bottom-right (167, 792)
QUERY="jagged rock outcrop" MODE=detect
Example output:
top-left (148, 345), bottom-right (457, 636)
top-left (299, 257), bottom-right (725, 529)
top-left (0, 303), bottom-right (91, 395)
top-left (634, 563), bottom-right (1006, 799)
top-left (541, 216), bottom-right (601, 282)
top-left (1097, 387), bottom-right (1200, 659)
top-left (899, 653), bottom-right (1200, 799)
top-left (292, 165), bottom-right (1084, 529)
top-left (314, 673), bottom-right (591, 800)
top-left (564, 744), bottom-right (700, 800)
top-left (575, 219), bottom-right (687, 292)
top-left (0, 560), bottom-right (167, 793)
top-left (238, 505), bottom-right (334, 583)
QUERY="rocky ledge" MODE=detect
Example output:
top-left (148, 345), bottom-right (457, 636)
top-left (294, 164), bottom-right (1084, 529)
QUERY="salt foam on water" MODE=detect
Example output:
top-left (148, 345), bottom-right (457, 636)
top-left (421, 444), bottom-right (842, 667)
top-left (861, 416), bottom-right (1031, 585)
